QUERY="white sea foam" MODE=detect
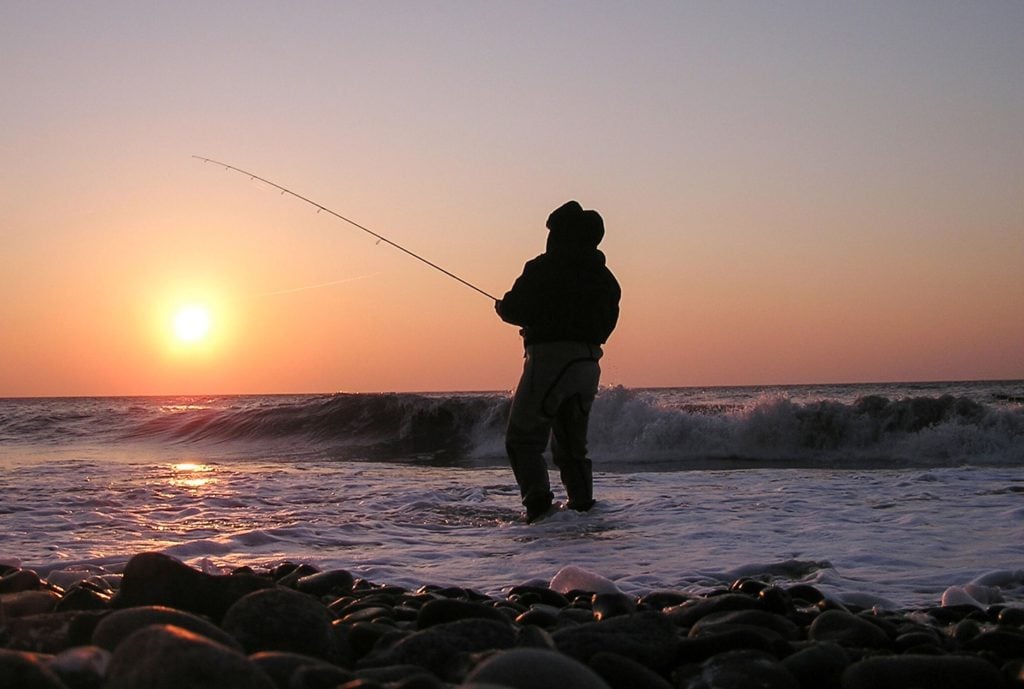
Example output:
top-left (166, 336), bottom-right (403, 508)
top-left (2, 383), bottom-right (1022, 609)
top-left (3, 455), bottom-right (1022, 609)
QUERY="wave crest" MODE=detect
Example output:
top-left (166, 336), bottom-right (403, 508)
top-left (116, 388), bottom-right (1024, 468)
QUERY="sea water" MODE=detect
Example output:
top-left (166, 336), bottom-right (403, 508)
top-left (1, 381), bottom-right (1022, 609)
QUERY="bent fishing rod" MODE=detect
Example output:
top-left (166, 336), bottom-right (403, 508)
top-left (193, 156), bottom-right (498, 301)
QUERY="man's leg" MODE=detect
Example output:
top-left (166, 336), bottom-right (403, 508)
top-left (549, 358), bottom-right (600, 511)
top-left (551, 394), bottom-right (595, 511)
top-left (506, 357), bottom-right (554, 520)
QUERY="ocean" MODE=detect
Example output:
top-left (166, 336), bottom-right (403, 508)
top-left (1, 380), bottom-right (1022, 610)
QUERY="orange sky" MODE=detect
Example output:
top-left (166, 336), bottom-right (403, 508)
top-left (2, 3), bottom-right (1021, 397)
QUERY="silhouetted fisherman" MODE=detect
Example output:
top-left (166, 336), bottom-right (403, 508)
top-left (496, 201), bottom-right (621, 523)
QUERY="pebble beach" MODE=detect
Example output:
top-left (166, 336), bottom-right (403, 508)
top-left (2, 552), bottom-right (1023, 689)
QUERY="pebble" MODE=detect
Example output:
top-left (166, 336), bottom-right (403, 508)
top-left (840, 653), bottom-right (1005, 689)
top-left (103, 624), bottom-right (276, 689)
top-left (111, 552), bottom-right (274, 621)
top-left (464, 648), bottom-right (612, 689)
top-left (221, 586), bottom-right (339, 660)
top-left (0, 648), bottom-right (70, 689)
top-left (92, 605), bottom-right (242, 651)
top-left (678, 649), bottom-right (799, 689)
top-left (808, 609), bottom-right (892, 648)
top-left (1, 554), bottom-right (1023, 689)
top-left (416, 598), bottom-right (508, 628)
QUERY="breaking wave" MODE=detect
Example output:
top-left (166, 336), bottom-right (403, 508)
top-left (123, 389), bottom-right (1024, 468)
top-left (2, 386), bottom-right (1021, 469)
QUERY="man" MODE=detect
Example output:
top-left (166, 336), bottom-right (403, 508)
top-left (495, 200), bottom-right (621, 523)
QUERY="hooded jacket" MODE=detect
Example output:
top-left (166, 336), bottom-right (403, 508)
top-left (498, 202), bottom-right (621, 346)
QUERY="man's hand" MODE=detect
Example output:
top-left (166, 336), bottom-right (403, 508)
top-left (494, 299), bottom-right (503, 317)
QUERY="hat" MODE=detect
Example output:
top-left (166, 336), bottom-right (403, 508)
top-left (546, 200), bottom-right (584, 232)
top-left (578, 209), bottom-right (604, 247)
top-left (545, 200), bottom-right (604, 248)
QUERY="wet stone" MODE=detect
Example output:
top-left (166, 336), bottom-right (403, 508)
top-left (104, 624), bottom-right (277, 689)
top-left (464, 647), bottom-right (612, 689)
top-left (47, 645), bottom-right (110, 689)
top-left (111, 552), bottom-right (274, 622)
top-left (508, 585), bottom-right (571, 609)
top-left (665, 593), bottom-right (763, 628)
top-left (415, 598), bottom-right (507, 628)
top-left (677, 628), bottom-right (782, 664)
top-left (637, 591), bottom-right (691, 611)
top-left (0, 611), bottom-right (88, 654)
top-left (92, 605), bottom-right (241, 651)
top-left (1, 590), bottom-right (61, 618)
top-left (840, 653), bottom-right (1005, 689)
top-left (250, 650), bottom-right (350, 689)
top-left (221, 586), bottom-right (339, 660)
top-left (962, 627), bottom-right (1024, 662)
top-left (683, 649), bottom-right (799, 689)
top-left (997, 606), bottom-right (1024, 627)
top-left (808, 609), bottom-right (891, 648)
top-left (0, 569), bottom-right (42, 594)
top-left (588, 650), bottom-right (674, 689)
top-left (0, 649), bottom-right (69, 689)
top-left (591, 592), bottom-right (637, 621)
top-left (688, 609), bottom-right (800, 641)
top-left (552, 611), bottom-right (680, 675)
top-left (295, 569), bottom-right (355, 598)
top-left (359, 618), bottom-right (516, 680)
top-left (515, 606), bottom-right (561, 629)
top-left (780, 641), bottom-right (850, 688)
top-left (53, 585), bottom-right (111, 613)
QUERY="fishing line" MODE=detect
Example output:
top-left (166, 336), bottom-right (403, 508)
top-left (194, 156), bottom-right (498, 301)
top-left (257, 272), bottom-right (381, 297)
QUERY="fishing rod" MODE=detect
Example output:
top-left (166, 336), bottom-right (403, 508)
top-left (193, 156), bottom-right (498, 301)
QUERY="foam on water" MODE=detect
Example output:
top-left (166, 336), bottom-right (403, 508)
top-left (2, 382), bottom-right (1022, 610)
top-left (3, 456), bottom-right (1023, 609)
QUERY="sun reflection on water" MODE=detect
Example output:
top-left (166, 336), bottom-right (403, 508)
top-left (169, 462), bottom-right (215, 488)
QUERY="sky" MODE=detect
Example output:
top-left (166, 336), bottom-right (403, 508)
top-left (1, 1), bottom-right (1022, 397)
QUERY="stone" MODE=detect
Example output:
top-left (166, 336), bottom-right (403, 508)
top-left (92, 605), bottom-right (241, 651)
top-left (840, 654), bottom-right (1004, 689)
top-left (111, 552), bottom-right (273, 621)
top-left (0, 569), bottom-right (42, 594)
top-left (47, 645), bottom-right (110, 689)
top-left (0, 590), bottom-right (61, 618)
top-left (664, 593), bottom-right (762, 628)
top-left (0, 611), bottom-right (90, 654)
top-left (688, 609), bottom-right (800, 641)
top-left (808, 609), bottom-right (891, 648)
top-left (104, 624), bottom-right (275, 689)
top-left (588, 650), bottom-right (674, 689)
top-left (508, 585), bottom-right (570, 609)
top-left (53, 585), bottom-right (111, 613)
top-left (676, 629), bottom-right (781, 664)
top-left (295, 569), bottom-right (355, 597)
top-left (552, 611), bottom-right (680, 675)
top-left (962, 627), bottom-right (1024, 662)
top-left (685, 649), bottom-right (798, 689)
top-left (250, 650), bottom-right (350, 689)
top-left (416, 598), bottom-right (507, 628)
top-left (221, 587), bottom-right (339, 660)
top-left (780, 641), bottom-right (850, 688)
top-left (0, 649), bottom-right (69, 689)
top-left (359, 618), bottom-right (516, 680)
top-left (591, 592), bottom-right (637, 621)
top-left (464, 648), bottom-right (612, 689)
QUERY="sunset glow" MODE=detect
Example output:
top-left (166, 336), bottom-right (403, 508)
top-left (1, 4), bottom-right (1020, 397)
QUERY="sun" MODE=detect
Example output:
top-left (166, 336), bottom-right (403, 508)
top-left (173, 305), bottom-right (212, 343)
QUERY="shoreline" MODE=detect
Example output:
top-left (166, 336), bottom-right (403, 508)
top-left (2, 553), bottom-right (1022, 688)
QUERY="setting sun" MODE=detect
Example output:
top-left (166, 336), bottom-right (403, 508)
top-left (173, 305), bottom-right (211, 343)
